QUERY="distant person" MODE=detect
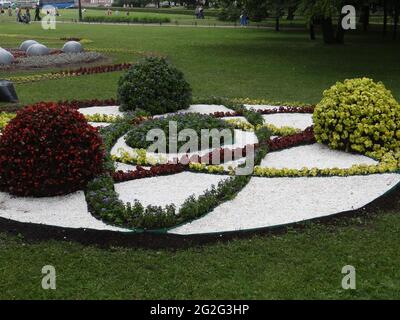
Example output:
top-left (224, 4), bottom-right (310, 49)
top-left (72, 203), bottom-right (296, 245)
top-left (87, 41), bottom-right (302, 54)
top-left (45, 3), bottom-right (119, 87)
top-left (26, 8), bottom-right (31, 23)
top-left (8, 7), bottom-right (12, 17)
top-left (199, 6), bottom-right (204, 19)
top-left (240, 12), bottom-right (248, 26)
top-left (34, 6), bottom-right (41, 21)
top-left (16, 7), bottom-right (23, 23)
top-left (195, 6), bottom-right (199, 19)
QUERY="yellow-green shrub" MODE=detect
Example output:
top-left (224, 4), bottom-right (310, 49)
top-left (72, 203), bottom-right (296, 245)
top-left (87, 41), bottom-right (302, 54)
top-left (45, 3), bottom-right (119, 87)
top-left (313, 78), bottom-right (400, 160)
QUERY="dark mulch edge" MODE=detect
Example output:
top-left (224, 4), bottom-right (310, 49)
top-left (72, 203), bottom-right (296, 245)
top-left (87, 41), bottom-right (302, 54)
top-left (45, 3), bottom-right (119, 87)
top-left (0, 184), bottom-right (399, 250)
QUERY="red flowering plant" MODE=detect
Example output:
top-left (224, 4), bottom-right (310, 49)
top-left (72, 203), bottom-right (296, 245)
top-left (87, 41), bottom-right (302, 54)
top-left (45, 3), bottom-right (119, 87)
top-left (0, 103), bottom-right (105, 197)
top-left (268, 126), bottom-right (316, 151)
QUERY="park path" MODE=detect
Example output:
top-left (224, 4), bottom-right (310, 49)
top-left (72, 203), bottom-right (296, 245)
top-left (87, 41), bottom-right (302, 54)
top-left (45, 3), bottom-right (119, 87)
top-left (33, 20), bottom-right (287, 30)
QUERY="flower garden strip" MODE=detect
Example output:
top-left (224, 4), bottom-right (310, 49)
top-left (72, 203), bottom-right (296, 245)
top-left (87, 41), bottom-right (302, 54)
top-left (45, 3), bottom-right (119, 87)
top-left (0, 104), bottom-right (399, 235)
top-left (6, 63), bottom-right (132, 84)
top-left (0, 51), bottom-right (104, 71)
top-left (1, 77), bottom-right (399, 238)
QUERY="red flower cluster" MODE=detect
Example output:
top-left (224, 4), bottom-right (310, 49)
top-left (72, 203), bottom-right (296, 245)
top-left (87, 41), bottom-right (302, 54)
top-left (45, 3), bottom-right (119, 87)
top-left (113, 164), bottom-right (186, 182)
top-left (60, 37), bottom-right (82, 41)
top-left (0, 103), bottom-right (105, 197)
top-left (54, 63), bottom-right (132, 77)
top-left (211, 111), bottom-right (243, 118)
top-left (256, 106), bottom-right (314, 114)
top-left (175, 146), bottom-right (248, 165)
top-left (268, 126), bottom-right (316, 151)
top-left (7, 49), bottom-right (27, 59)
top-left (56, 98), bottom-right (118, 110)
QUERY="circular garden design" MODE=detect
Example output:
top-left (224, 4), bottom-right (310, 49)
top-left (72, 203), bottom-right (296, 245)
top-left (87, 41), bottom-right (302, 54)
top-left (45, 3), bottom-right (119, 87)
top-left (0, 57), bottom-right (399, 243)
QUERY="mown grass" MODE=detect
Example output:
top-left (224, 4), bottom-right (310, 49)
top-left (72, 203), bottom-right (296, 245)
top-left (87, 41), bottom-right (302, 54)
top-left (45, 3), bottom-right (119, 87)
top-left (0, 21), bottom-right (399, 106)
top-left (0, 18), bottom-right (399, 300)
top-left (1, 210), bottom-right (400, 299)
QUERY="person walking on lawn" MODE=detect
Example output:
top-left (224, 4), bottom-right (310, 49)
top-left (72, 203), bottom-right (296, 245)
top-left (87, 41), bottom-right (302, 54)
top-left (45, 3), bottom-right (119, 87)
top-left (34, 5), bottom-right (41, 21)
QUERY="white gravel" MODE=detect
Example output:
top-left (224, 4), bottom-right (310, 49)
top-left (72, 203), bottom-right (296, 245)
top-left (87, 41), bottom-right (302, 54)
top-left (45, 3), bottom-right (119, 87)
top-left (115, 162), bottom-right (138, 172)
top-left (111, 129), bottom-right (258, 164)
top-left (263, 113), bottom-right (313, 130)
top-left (115, 172), bottom-right (228, 210)
top-left (261, 143), bottom-right (378, 169)
top-left (244, 104), bottom-right (281, 111)
top-left (154, 104), bottom-right (235, 118)
top-left (0, 191), bottom-right (128, 231)
top-left (186, 104), bottom-right (235, 114)
top-left (169, 173), bottom-right (400, 235)
top-left (88, 122), bottom-right (111, 128)
top-left (78, 106), bottom-right (124, 117)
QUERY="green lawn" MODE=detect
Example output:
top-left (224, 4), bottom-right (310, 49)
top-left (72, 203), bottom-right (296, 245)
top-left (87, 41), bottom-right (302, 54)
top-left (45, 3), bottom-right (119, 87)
top-left (0, 18), bottom-right (399, 299)
top-left (1, 210), bottom-right (400, 299)
top-left (1, 19), bottom-right (399, 107)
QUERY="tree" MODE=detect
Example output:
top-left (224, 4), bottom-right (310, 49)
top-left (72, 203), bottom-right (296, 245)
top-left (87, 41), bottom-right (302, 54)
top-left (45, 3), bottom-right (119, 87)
top-left (296, 0), bottom-right (352, 44)
top-left (78, 0), bottom-right (82, 22)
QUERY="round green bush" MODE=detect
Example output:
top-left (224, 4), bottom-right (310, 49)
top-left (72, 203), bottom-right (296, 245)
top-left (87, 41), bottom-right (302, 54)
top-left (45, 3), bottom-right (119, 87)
top-left (313, 78), bottom-right (400, 159)
top-left (117, 56), bottom-right (192, 115)
top-left (125, 113), bottom-right (234, 152)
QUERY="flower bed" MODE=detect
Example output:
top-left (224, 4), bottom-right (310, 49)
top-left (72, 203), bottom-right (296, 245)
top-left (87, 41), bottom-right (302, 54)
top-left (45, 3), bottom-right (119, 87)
top-left (0, 99), bottom-right (399, 237)
top-left (125, 113), bottom-right (235, 151)
top-left (0, 51), bottom-right (104, 71)
top-left (6, 63), bottom-right (132, 84)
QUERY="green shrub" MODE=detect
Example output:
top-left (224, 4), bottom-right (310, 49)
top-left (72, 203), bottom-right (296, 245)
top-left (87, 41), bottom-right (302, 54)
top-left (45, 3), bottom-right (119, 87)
top-left (313, 78), bottom-right (400, 159)
top-left (218, 6), bottom-right (241, 21)
top-left (83, 15), bottom-right (170, 24)
top-left (125, 113), bottom-right (234, 152)
top-left (117, 56), bottom-right (192, 115)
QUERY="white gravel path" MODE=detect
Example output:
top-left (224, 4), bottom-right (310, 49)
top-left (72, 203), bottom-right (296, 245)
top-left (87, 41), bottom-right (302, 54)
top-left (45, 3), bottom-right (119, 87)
top-left (169, 173), bottom-right (400, 235)
top-left (154, 104), bottom-right (235, 118)
top-left (263, 113), bottom-right (313, 130)
top-left (0, 191), bottom-right (128, 231)
top-left (115, 162), bottom-right (138, 172)
top-left (115, 172), bottom-right (228, 210)
top-left (261, 143), bottom-right (378, 169)
top-left (111, 129), bottom-right (257, 164)
top-left (244, 104), bottom-right (281, 111)
top-left (88, 122), bottom-right (112, 128)
top-left (78, 106), bottom-right (124, 117)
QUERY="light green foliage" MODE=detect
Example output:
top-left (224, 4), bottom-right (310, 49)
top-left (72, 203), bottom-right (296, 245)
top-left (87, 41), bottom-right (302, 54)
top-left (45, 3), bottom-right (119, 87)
top-left (313, 78), bottom-right (400, 160)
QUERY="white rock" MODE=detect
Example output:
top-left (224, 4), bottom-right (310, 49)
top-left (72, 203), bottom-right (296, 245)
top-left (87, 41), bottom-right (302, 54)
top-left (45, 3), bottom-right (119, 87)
top-left (263, 113), bottom-right (313, 130)
top-left (26, 44), bottom-right (50, 56)
top-left (19, 40), bottom-right (39, 52)
top-left (0, 191), bottom-right (127, 231)
top-left (261, 143), bottom-right (378, 169)
top-left (115, 172), bottom-right (228, 210)
top-left (62, 41), bottom-right (83, 53)
top-left (169, 174), bottom-right (400, 234)
top-left (0, 48), bottom-right (14, 65)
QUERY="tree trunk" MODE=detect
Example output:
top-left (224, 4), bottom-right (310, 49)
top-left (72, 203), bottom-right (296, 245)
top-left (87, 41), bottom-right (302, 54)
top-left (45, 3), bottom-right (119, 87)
top-left (309, 18), bottom-right (316, 40)
top-left (321, 17), bottom-right (335, 44)
top-left (287, 6), bottom-right (295, 20)
top-left (393, 2), bottom-right (400, 40)
top-left (336, 13), bottom-right (346, 44)
top-left (78, 0), bottom-right (82, 22)
top-left (383, 0), bottom-right (388, 37)
top-left (275, 16), bottom-right (280, 31)
top-left (361, 5), bottom-right (370, 32)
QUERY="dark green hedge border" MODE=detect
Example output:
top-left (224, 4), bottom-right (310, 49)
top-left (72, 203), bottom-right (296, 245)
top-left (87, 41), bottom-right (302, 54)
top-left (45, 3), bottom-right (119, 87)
top-left (83, 15), bottom-right (171, 24)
